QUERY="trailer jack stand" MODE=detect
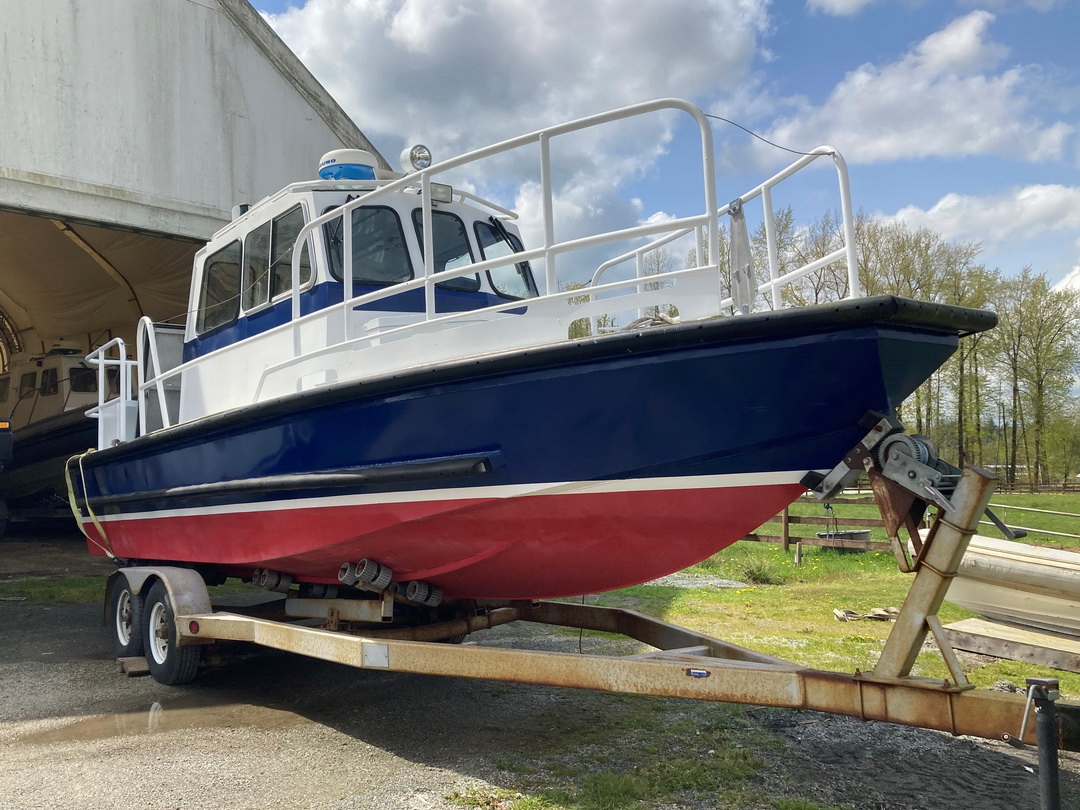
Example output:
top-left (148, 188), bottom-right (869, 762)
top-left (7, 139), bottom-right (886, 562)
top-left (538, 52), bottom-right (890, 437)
top-left (1002, 678), bottom-right (1063, 810)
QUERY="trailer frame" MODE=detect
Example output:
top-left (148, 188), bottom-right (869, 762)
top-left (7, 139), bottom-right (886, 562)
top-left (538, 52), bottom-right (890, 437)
top-left (102, 464), bottom-right (1079, 758)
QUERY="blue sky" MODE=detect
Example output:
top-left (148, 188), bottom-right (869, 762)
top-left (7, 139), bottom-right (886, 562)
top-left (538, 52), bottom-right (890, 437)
top-left (255, 0), bottom-right (1080, 288)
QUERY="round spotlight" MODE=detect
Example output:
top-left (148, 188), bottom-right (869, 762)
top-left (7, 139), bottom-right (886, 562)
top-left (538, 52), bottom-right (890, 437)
top-left (399, 144), bottom-right (433, 173)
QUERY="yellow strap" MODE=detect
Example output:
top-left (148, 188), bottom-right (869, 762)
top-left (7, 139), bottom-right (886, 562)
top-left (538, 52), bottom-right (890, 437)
top-left (65, 449), bottom-right (115, 560)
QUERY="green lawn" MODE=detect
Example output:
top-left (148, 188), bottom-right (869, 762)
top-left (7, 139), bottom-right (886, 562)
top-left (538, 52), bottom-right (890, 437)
top-left (588, 526), bottom-right (1080, 697)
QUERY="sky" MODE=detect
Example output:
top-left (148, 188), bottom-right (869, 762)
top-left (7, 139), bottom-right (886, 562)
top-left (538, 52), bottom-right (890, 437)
top-left (254, 0), bottom-right (1080, 290)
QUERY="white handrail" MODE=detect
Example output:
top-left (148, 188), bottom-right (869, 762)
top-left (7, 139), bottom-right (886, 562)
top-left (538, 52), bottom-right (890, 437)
top-left (145, 100), bottom-right (865, 433)
top-left (135, 316), bottom-right (172, 433)
top-left (287, 99), bottom-right (718, 351)
top-left (251, 260), bottom-right (722, 399)
top-left (85, 337), bottom-right (137, 448)
top-left (588, 146), bottom-right (861, 305)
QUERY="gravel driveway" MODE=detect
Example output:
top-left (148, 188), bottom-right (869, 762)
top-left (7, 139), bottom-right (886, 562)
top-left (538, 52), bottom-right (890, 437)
top-left (2, 530), bottom-right (1078, 810)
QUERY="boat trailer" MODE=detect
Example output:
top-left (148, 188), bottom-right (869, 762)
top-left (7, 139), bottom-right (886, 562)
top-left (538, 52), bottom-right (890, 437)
top-left (104, 419), bottom-right (1079, 806)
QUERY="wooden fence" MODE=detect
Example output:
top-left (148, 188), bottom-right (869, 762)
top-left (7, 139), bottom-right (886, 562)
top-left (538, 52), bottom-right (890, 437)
top-left (742, 495), bottom-right (892, 552)
top-left (841, 478), bottom-right (1080, 495)
top-left (746, 495), bottom-right (1080, 550)
top-left (993, 481), bottom-right (1080, 494)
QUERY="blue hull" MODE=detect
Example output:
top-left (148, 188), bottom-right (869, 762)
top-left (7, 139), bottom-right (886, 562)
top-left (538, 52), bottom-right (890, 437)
top-left (70, 296), bottom-right (996, 597)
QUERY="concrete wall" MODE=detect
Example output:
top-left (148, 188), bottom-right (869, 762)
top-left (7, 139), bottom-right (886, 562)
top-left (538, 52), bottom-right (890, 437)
top-left (0, 0), bottom-right (383, 240)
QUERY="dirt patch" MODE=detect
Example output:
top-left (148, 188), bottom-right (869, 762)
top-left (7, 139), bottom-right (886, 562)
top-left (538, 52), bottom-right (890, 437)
top-left (0, 526), bottom-right (115, 581)
top-left (756, 708), bottom-right (1070, 810)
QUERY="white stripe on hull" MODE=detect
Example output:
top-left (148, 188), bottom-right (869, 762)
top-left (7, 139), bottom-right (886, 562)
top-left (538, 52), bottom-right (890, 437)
top-left (85, 469), bottom-right (816, 524)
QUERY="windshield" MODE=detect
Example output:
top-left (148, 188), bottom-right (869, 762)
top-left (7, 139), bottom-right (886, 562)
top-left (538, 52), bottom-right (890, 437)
top-left (475, 219), bottom-right (537, 299)
top-left (412, 210), bottom-right (480, 293)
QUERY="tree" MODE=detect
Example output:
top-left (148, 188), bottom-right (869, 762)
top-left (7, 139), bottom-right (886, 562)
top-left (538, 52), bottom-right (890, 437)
top-left (561, 281), bottom-right (617, 339)
top-left (641, 247), bottom-right (678, 319)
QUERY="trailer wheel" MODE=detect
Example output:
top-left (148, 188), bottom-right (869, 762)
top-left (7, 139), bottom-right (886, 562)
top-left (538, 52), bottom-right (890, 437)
top-left (143, 580), bottom-right (200, 685)
top-left (107, 576), bottom-right (145, 657)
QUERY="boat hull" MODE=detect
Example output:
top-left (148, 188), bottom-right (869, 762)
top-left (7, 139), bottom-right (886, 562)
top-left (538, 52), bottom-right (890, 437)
top-left (82, 475), bottom-right (804, 598)
top-left (73, 297), bottom-right (994, 599)
top-left (948, 535), bottom-right (1080, 637)
top-left (0, 408), bottom-right (96, 509)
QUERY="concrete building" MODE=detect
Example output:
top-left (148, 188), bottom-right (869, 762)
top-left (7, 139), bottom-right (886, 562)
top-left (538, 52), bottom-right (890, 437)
top-left (0, 0), bottom-right (384, 362)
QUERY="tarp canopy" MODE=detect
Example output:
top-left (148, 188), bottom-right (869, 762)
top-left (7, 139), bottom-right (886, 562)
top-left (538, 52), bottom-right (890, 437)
top-left (0, 211), bottom-right (198, 347)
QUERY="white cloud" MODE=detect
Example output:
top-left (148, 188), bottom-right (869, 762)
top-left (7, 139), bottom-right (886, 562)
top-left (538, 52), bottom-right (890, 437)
top-left (959, 0), bottom-right (1067, 11)
top-left (268, 1), bottom-right (767, 175)
top-left (753, 11), bottom-right (1075, 165)
top-left (891, 184), bottom-right (1080, 249)
top-left (1052, 238), bottom-right (1080, 292)
top-left (1054, 264), bottom-right (1080, 292)
top-left (806, 0), bottom-right (879, 16)
top-left (266, 0), bottom-right (770, 283)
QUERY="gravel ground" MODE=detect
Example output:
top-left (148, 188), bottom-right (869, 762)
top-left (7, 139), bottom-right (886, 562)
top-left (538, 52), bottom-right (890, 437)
top-left (2, 530), bottom-right (1078, 810)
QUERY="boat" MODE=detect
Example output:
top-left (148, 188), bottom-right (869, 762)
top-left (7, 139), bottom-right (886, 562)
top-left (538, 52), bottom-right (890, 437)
top-left (0, 344), bottom-right (115, 534)
top-left (67, 99), bottom-right (996, 603)
top-left (948, 534), bottom-right (1080, 637)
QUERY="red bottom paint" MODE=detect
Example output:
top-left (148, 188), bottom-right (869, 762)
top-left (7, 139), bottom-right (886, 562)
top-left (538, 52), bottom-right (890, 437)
top-left (85, 482), bottom-right (805, 599)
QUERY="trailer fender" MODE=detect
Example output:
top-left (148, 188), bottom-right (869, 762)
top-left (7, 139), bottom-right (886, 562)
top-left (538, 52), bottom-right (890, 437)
top-left (106, 567), bottom-right (213, 638)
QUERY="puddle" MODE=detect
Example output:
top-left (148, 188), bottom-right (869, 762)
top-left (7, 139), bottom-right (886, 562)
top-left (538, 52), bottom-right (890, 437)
top-left (17, 695), bottom-right (308, 745)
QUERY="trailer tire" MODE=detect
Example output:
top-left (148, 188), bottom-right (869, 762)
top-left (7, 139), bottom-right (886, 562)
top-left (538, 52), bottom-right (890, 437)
top-left (143, 580), bottom-right (200, 685)
top-left (107, 576), bottom-right (145, 657)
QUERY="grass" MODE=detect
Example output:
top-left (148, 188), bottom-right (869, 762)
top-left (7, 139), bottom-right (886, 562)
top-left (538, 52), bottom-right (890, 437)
top-left (0, 575), bottom-right (107, 603)
top-left (570, 532), bottom-right (1080, 695)
top-left (0, 574), bottom-right (255, 604)
top-left (447, 698), bottom-right (848, 810)
top-left (452, 517), bottom-right (1080, 808)
top-left (985, 492), bottom-right (1080, 547)
top-left (447, 700), bottom-right (797, 810)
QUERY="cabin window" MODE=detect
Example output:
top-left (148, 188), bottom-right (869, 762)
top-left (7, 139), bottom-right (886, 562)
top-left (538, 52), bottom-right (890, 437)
top-left (196, 241), bottom-right (242, 335)
top-left (242, 206), bottom-right (313, 311)
top-left (40, 368), bottom-right (58, 396)
top-left (242, 221), bottom-right (271, 310)
top-left (0, 377), bottom-right (8, 403)
top-left (412, 210), bottom-right (480, 292)
top-left (18, 372), bottom-right (36, 400)
top-left (325, 206), bottom-right (413, 286)
top-left (475, 221), bottom-right (537, 299)
top-left (270, 206), bottom-right (313, 298)
top-left (69, 367), bottom-right (96, 393)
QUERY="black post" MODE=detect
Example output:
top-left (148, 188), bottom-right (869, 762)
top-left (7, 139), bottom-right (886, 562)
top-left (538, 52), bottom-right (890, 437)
top-left (1027, 677), bottom-right (1061, 810)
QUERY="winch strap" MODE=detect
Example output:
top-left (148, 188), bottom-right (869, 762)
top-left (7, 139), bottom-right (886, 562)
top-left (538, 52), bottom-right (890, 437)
top-left (65, 449), bottom-right (115, 560)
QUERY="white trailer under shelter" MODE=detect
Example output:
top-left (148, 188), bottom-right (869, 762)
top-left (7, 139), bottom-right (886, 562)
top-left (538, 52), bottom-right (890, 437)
top-left (0, 0), bottom-right (385, 524)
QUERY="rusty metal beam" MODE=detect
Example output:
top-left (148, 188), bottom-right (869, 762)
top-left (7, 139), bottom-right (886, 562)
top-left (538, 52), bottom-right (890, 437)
top-left (873, 466), bottom-right (996, 681)
top-left (180, 609), bottom-right (1069, 747)
top-left (516, 601), bottom-right (790, 665)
